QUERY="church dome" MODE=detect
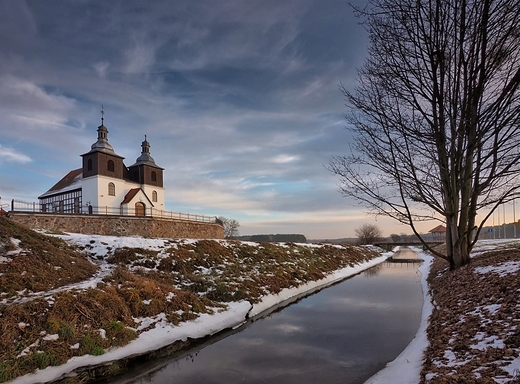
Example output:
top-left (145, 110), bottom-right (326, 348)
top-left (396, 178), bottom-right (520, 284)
top-left (134, 135), bottom-right (157, 166)
top-left (90, 123), bottom-right (115, 153)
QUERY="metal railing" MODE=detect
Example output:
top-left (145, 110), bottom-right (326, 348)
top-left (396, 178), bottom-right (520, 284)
top-left (9, 199), bottom-right (221, 225)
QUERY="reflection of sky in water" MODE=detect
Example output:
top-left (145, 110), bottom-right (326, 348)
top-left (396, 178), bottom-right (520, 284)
top-left (113, 261), bottom-right (423, 384)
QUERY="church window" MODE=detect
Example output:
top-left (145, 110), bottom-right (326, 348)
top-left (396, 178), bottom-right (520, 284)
top-left (74, 197), bottom-right (80, 213)
top-left (108, 182), bottom-right (116, 196)
top-left (107, 160), bottom-right (115, 172)
top-left (152, 190), bottom-right (158, 202)
top-left (151, 171), bottom-right (157, 182)
top-left (87, 159), bottom-right (92, 171)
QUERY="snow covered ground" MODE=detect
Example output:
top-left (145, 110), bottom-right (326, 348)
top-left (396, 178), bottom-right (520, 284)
top-left (6, 233), bottom-right (389, 384)
top-left (9, 234), bottom-right (519, 384)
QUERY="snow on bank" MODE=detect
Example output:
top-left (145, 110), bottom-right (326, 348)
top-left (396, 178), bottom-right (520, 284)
top-left (364, 250), bottom-right (434, 384)
top-left (8, 301), bottom-right (251, 384)
top-left (7, 235), bottom-right (391, 384)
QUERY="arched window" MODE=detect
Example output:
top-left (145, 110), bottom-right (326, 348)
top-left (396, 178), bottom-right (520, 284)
top-left (87, 159), bottom-right (93, 171)
top-left (108, 182), bottom-right (115, 196)
top-left (107, 160), bottom-right (115, 172)
top-left (152, 190), bottom-right (158, 202)
top-left (151, 171), bottom-right (157, 182)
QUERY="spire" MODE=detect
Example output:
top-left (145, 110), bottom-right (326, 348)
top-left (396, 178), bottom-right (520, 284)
top-left (141, 135), bottom-right (150, 155)
top-left (134, 134), bottom-right (156, 165)
top-left (90, 105), bottom-right (114, 153)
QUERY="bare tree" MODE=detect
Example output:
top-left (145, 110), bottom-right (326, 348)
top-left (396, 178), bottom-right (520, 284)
top-left (330, 0), bottom-right (520, 269)
top-left (390, 233), bottom-right (401, 243)
top-left (217, 216), bottom-right (240, 239)
top-left (355, 223), bottom-right (383, 245)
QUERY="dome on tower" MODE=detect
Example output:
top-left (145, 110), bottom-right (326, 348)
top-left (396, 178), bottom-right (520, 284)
top-left (132, 135), bottom-right (158, 166)
top-left (89, 123), bottom-right (115, 153)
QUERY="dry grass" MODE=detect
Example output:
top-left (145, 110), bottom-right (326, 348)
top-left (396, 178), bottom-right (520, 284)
top-left (0, 218), bottom-right (99, 295)
top-left (421, 247), bottom-right (520, 383)
top-left (0, 218), bottom-right (380, 382)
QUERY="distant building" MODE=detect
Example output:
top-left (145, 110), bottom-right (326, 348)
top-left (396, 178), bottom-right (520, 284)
top-left (38, 116), bottom-right (164, 216)
top-left (429, 225), bottom-right (446, 240)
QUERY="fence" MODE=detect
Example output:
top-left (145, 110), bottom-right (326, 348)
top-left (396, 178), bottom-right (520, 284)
top-left (9, 199), bottom-right (221, 225)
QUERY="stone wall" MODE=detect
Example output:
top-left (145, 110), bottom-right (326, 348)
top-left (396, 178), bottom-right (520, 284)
top-left (8, 212), bottom-right (224, 239)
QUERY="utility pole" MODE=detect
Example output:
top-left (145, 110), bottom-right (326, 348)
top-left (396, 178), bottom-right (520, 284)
top-left (504, 203), bottom-right (507, 238)
top-left (514, 200), bottom-right (517, 238)
top-left (493, 207), bottom-right (496, 239)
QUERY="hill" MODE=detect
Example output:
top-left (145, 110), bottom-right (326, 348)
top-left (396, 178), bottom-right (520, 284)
top-left (0, 218), bottom-right (381, 383)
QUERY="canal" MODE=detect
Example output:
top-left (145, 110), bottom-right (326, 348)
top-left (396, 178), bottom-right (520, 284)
top-left (109, 248), bottom-right (424, 384)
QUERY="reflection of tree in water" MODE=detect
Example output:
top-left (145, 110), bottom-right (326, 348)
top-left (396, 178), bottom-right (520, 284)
top-left (363, 263), bottom-right (382, 277)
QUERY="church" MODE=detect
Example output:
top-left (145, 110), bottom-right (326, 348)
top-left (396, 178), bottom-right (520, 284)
top-left (38, 116), bottom-right (165, 216)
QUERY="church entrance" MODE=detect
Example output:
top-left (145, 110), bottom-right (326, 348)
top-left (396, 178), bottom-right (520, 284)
top-left (135, 202), bottom-right (145, 216)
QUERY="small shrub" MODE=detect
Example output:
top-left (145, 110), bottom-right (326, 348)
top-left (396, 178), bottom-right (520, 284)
top-left (105, 321), bottom-right (137, 347)
top-left (31, 352), bottom-right (52, 370)
top-left (191, 302), bottom-right (203, 313)
top-left (0, 362), bottom-right (12, 383)
top-left (206, 284), bottom-right (234, 302)
top-left (180, 312), bottom-right (198, 322)
top-left (46, 319), bottom-right (76, 342)
top-left (79, 334), bottom-right (105, 356)
top-left (166, 313), bottom-right (180, 326)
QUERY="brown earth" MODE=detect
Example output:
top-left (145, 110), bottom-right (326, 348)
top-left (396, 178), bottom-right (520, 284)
top-left (421, 246), bottom-right (520, 383)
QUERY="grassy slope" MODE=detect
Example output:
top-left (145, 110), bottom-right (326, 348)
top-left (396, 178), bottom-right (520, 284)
top-left (0, 218), bottom-right (380, 383)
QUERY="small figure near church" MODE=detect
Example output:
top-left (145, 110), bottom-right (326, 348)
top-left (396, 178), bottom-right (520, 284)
top-left (39, 111), bottom-right (165, 216)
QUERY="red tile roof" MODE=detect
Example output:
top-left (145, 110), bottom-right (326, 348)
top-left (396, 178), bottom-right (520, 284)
top-left (121, 188), bottom-right (141, 204)
top-left (429, 225), bottom-right (446, 233)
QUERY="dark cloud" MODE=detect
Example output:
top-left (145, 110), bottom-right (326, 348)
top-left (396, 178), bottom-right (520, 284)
top-left (0, 0), bottom-right (387, 238)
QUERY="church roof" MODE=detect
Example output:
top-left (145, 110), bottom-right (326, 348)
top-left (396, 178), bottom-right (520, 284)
top-left (121, 188), bottom-right (154, 207)
top-left (39, 168), bottom-right (83, 198)
top-left (81, 120), bottom-right (124, 159)
top-left (121, 188), bottom-right (141, 204)
top-left (128, 135), bottom-right (164, 169)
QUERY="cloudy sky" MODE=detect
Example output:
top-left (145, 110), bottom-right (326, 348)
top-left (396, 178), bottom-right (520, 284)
top-left (0, 0), bottom-right (419, 239)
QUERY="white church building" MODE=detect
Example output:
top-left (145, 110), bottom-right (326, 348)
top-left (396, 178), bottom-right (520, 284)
top-left (39, 117), bottom-right (165, 216)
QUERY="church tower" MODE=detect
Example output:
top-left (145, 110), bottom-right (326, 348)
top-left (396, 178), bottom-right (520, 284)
top-left (81, 111), bottom-right (125, 180)
top-left (80, 109), bottom-right (126, 209)
top-left (128, 136), bottom-right (165, 209)
top-left (128, 136), bottom-right (164, 187)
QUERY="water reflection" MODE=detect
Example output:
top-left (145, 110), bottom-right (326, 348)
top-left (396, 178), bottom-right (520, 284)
top-left (362, 262), bottom-right (383, 277)
top-left (110, 257), bottom-right (423, 384)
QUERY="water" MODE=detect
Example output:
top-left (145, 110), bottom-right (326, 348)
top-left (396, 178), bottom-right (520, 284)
top-left (110, 250), bottom-right (423, 384)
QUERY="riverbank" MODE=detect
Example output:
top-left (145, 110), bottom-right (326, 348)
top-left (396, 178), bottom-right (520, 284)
top-left (0, 218), bottom-right (388, 383)
top-left (366, 239), bottom-right (520, 384)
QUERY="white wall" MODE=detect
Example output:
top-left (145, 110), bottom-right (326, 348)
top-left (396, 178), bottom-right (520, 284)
top-left (82, 174), bottom-right (165, 215)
